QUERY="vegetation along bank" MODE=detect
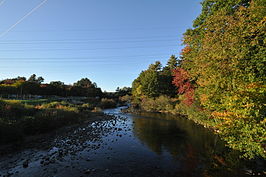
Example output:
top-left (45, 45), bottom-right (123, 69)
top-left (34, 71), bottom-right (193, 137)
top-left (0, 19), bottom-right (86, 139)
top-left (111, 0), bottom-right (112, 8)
top-left (131, 0), bottom-right (266, 160)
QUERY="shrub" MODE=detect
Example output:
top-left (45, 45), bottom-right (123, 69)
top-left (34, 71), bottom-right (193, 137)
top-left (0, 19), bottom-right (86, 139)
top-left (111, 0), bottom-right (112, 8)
top-left (140, 98), bottom-right (157, 112)
top-left (99, 98), bottom-right (116, 109)
top-left (37, 101), bottom-right (79, 112)
top-left (119, 95), bottom-right (131, 103)
top-left (0, 99), bottom-right (87, 144)
top-left (155, 95), bottom-right (174, 112)
top-left (140, 96), bottom-right (175, 113)
top-left (80, 103), bottom-right (94, 110)
top-left (0, 119), bottom-right (24, 143)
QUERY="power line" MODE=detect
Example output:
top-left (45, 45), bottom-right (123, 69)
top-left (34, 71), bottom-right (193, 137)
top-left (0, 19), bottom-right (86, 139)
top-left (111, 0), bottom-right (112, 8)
top-left (0, 40), bottom-right (178, 45)
top-left (0, 53), bottom-right (177, 61)
top-left (0, 59), bottom-right (164, 67)
top-left (0, 53), bottom-right (177, 58)
top-left (0, 38), bottom-right (177, 44)
top-left (1, 60), bottom-right (155, 63)
top-left (0, 0), bottom-right (48, 38)
top-left (0, 44), bottom-right (179, 52)
top-left (0, 37), bottom-right (179, 44)
top-left (0, 26), bottom-right (188, 33)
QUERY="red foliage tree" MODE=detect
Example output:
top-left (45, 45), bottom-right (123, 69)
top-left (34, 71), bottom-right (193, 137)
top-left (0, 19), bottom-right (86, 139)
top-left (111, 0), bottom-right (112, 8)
top-left (172, 68), bottom-right (195, 105)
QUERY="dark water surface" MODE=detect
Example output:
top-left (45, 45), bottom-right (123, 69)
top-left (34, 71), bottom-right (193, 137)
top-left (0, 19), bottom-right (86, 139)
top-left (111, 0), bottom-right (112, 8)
top-left (0, 107), bottom-right (259, 177)
top-left (103, 108), bottom-right (251, 177)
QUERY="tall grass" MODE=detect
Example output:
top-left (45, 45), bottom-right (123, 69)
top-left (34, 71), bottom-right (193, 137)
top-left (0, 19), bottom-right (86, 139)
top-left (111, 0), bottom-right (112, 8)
top-left (0, 100), bottom-right (89, 144)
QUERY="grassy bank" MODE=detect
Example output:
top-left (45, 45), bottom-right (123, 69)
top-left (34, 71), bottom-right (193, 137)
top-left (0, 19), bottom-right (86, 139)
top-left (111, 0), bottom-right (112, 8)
top-left (0, 98), bottom-right (118, 145)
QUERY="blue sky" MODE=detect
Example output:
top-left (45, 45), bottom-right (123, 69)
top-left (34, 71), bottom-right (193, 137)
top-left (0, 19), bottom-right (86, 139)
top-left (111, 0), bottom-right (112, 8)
top-left (0, 0), bottom-right (202, 91)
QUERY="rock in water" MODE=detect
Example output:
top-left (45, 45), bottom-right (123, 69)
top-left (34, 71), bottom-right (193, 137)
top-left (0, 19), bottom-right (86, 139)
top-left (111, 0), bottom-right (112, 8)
top-left (84, 169), bottom-right (91, 174)
top-left (23, 160), bottom-right (29, 168)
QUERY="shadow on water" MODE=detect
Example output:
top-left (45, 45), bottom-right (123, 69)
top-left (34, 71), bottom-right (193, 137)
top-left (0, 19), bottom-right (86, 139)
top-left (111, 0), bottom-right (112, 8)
top-left (128, 111), bottom-right (253, 177)
top-left (132, 115), bottom-right (187, 157)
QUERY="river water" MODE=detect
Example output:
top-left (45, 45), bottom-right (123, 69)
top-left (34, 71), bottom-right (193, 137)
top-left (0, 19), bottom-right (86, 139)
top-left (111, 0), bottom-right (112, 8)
top-left (0, 107), bottom-right (260, 177)
top-left (102, 108), bottom-right (252, 177)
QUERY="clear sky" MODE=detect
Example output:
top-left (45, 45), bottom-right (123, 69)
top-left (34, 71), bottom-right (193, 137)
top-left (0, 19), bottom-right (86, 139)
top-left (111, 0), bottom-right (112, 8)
top-left (0, 0), bottom-right (202, 91)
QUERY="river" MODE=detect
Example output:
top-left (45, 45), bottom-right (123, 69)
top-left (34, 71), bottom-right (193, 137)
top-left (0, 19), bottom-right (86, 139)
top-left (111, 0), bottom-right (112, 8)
top-left (0, 107), bottom-right (260, 177)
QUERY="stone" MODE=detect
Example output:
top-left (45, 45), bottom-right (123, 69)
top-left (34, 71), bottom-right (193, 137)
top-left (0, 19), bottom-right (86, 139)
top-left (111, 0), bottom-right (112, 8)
top-left (23, 160), bottom-right (29, 168)
top-left (84, 169), bottom-right (91, 174)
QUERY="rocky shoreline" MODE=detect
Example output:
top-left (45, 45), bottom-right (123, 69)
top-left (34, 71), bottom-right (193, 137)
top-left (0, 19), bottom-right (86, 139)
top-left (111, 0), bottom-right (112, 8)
top-left (0, 112), bottom-right (121, 177)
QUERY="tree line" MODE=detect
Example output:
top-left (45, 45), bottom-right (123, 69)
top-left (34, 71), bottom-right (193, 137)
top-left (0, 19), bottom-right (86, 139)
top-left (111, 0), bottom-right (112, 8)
top-left (0, 74), bottom-right (102, 98)
top-left (132, 0), bottom-right (265, 159)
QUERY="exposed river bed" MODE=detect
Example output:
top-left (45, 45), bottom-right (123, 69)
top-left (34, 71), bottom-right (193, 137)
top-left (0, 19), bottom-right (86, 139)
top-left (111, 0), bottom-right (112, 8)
top-left (0, 107), bottom-right (264, 177)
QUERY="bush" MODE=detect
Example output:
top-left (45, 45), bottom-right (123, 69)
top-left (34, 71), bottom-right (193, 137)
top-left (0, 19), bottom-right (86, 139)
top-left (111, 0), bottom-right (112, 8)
top-left (140, 98), bottom-right (157, 112)
top-left (175, 102), bottom-right (215, 127)
top-left (80, 103), bottom-right (94, 110)
top-left (155, 95), bottom-right (174, 112)
top-left (0, 99), bottom-right (87, 144)
top-left (37, 101), bottom-right (79, 112)
top-left (98, 98), bottom-right (116, 109)
top-left (0, 120), bottom-right (24, 143)
top-left (0, 100), bottom-right (35, 119)
top-left (140, 96), bottom-right (175, 113)
top-left (119, 95), bottom-right (131, 103)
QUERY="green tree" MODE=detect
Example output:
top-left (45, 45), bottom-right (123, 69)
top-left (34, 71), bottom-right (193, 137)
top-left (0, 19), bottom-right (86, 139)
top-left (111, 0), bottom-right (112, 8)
top-left (164, 55), bottom-right (178, 72)
top-left (74, 78), bottom-right (94, 88)
top-left (132, 61), bottom-right (162, 98)
top-left (141, 70), bottom-right (160, 98)
top-left (50, 81), bottom-right (64, 87)
top-left (180, 0), bottom-right (266, 158)
top-left (160, 55), bottom-right (178, 96)
top-left (27, 74), bottom-right (44, 84)
top-left (148, 61), bottom-right (162, 71)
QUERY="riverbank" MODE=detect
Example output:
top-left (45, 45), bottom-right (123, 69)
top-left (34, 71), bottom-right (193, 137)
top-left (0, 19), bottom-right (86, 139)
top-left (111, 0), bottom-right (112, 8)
top-left (122, 106), bottom-right (266, 175)
top-left (0, 98), bottom-right (120, 145)
top-left (123, 103), bottom-right (266, 162)
top-left (0, 110), bottom-right (122, 177)
top-left (2, 107), bottom-right (264, 177)
top-left (122, 105), bottom-right (215, 131)
top-left (0, 111), bottom-right (115, 156)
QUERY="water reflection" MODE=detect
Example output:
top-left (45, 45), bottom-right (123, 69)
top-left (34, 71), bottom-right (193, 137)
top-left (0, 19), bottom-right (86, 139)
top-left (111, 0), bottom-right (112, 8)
top-left (132, 112), bottom-right (224, 157)
top-left (132, 115), bottom-right (186, 156)
top-left (103, 108), bottom-right (256, 177)
top-left (130, 112), bottom-right (249, 177)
